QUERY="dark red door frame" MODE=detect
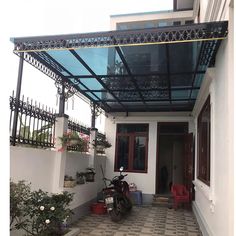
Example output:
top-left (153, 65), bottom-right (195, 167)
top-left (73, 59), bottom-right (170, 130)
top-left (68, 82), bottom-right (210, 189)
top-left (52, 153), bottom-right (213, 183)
top-left (155, 122), bottom-right (190, 194)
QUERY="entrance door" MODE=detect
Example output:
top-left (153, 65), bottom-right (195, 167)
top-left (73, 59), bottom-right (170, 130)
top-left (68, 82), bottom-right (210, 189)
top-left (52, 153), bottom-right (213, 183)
top-left (184, 133), bottom-right (194, 201)
top-left (156, 122), bottom-right (188, 194)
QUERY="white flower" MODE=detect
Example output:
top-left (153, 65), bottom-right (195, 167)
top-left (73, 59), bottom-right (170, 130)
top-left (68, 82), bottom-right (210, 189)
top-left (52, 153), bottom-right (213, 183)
top-left (50, 206), bottom-right (55, 211)
top-left (45, 219), bottom-right (50, 224)
top-left (39, 206), bottom-right (45, 211)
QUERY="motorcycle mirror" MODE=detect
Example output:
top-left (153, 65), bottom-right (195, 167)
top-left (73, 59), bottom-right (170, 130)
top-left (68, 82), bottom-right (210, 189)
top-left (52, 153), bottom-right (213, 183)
top-left (119, 166), bottom-right (124, 172)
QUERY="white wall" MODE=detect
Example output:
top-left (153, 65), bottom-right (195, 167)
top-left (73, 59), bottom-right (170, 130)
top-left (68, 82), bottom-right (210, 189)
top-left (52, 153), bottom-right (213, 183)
top-left (110, 10), bottom-right (194, 30)
top-left (64, 154), bottom-right (106, 209)
top-left (65, 152), bottom-right (106, 192)
top-left (104, 114), bottom-right (194, 194)
top-left (199, 0), bottom-right (229, 22)
top-left (10, 146), bottom-right (57, 192)
top-left (192, 2), bottom-right (234, 236)
top-left (11, 146), bottom-right (107, 209)
top-left (65, 152), bottom-right (90, 178)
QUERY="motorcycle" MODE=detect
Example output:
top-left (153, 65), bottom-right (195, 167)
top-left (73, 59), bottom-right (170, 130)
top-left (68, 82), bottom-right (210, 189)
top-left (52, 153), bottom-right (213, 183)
top-left (101, 166), bottom-right (132, 222)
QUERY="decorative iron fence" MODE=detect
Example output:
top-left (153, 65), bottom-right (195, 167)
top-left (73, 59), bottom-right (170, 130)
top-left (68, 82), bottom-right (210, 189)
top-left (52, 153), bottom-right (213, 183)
top-left (67, 119), bottom-right (90, 152)
top-left (9, 91), bottom-right (56, 148)
top-left (97, 131), bottom-right (106, 140)
top-left (9, 92), bottom-right (108, 152)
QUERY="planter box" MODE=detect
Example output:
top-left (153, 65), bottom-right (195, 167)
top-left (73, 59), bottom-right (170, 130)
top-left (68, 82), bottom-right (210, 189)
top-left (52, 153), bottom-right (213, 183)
top-left (64, 180), bottom-right (76, 188)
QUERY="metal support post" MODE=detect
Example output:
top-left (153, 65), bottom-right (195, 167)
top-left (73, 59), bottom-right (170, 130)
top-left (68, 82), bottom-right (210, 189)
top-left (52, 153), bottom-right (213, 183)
top-left (58, 83), bottom-right (65, 117)
top-left (12, 52), bottom-right (24, 146)
top-left (91, 103), bottom-right (96, 128)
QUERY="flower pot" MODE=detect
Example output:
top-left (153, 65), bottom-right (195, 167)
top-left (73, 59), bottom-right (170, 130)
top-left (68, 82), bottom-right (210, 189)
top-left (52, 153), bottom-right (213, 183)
top-left (96, 145), bottom-right (105, 154)
top-left (76, 177), bottom-right (85, 185)
top-left (85, 172), bottom-right (95, 182)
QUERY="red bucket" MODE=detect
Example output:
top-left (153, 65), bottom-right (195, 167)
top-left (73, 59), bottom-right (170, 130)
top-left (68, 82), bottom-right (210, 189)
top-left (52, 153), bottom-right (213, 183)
top-left (90, 202), bottom-right (107, 214)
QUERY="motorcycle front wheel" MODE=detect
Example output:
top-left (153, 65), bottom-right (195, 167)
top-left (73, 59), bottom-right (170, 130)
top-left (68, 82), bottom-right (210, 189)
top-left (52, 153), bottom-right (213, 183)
top-left (109, 207), bottom-right (122, 222)
top-left (122, 195), bottom-right (132, 211)
top-left (108, 194), bottom-right (124, 222)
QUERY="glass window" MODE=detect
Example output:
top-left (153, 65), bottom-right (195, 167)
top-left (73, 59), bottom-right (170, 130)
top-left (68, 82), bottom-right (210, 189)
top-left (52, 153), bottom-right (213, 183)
top-left (133, 136), bottom-right (147, 170)
top-left (115, 124), bottom-right (148, 172)
top-left (116, 136), bottom-right (129, 170)
top-left (197, 96), bottom-right (211, 185)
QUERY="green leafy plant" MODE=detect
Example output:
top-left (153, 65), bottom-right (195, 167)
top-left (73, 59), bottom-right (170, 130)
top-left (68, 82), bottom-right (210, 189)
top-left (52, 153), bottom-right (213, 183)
top-left (10, 180), bottom-right (31, 231)
top-left (10, 180), bottom-right (74, 236)
top-left (94, 137), bottom-right (111, 148)
top-left (58, 131), bottom-right (89, 152)
top-left (93, 137), bottom-right (111, 154)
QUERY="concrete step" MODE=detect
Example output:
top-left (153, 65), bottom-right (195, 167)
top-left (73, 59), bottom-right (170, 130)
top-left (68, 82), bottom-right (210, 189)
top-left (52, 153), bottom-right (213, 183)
top-left (152, 194), bottom-right (173, 208)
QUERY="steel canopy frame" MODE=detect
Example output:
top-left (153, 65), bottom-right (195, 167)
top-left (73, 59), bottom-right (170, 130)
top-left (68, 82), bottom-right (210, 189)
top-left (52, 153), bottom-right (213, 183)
top-left (11, 21), bottom-right (228, 113)
top-left (12, 21), bottom-right (228, 52)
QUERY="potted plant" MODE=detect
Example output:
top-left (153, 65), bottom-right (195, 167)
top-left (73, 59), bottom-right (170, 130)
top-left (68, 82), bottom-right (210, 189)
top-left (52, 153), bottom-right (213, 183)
top-left (76, 172), bottom-right (85, 185)
top-left (85, 168), bottom-right (96, 182)
top-left (94, 137), bottom-right (112, 154)
top-left (64, 175), bottom-right (76, 188)
top-left (58, 131), bottom-right (89, 152)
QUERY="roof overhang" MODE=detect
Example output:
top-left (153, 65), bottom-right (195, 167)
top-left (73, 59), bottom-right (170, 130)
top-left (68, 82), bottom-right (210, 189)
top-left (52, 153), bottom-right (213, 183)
top-left (11, 21), bottom-right (228, 113)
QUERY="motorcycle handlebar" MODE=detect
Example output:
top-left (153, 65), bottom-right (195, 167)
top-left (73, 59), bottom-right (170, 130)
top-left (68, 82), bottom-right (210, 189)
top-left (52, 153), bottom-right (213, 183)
top-left (103, 173), bottom-right (128, 184)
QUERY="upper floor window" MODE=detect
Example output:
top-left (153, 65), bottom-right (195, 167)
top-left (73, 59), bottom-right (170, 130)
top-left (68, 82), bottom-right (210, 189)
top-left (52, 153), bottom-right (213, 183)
top-left (197, 96), bottom-right (211, 185)
top-left (115, 124), bottom-right (149, 173)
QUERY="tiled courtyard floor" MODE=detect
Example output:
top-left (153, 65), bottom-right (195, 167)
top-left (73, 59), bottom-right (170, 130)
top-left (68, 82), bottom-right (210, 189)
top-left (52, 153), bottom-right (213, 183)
top-left (74, 205), bottom-right (202, 236)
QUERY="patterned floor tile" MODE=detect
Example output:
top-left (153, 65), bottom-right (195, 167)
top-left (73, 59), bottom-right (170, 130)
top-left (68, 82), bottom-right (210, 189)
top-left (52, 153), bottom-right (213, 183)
top-left (74, 206), bottom-right (202, 236)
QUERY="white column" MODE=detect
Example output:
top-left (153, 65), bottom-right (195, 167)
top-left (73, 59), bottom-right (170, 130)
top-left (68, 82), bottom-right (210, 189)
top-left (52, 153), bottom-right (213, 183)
top-left (89, 128), bottom-right (97, 168)
top-left (51, 115), bottom-right (68, 193)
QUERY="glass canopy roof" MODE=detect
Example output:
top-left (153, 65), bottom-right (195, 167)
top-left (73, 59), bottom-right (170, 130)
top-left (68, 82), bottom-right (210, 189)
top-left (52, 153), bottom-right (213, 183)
top-left (11, 21), bottom-right (228, 113)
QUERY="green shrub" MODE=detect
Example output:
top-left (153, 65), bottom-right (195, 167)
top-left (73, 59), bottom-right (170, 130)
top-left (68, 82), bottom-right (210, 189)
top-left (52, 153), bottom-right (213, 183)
top-left (10, 180), bottom-right (74, 235)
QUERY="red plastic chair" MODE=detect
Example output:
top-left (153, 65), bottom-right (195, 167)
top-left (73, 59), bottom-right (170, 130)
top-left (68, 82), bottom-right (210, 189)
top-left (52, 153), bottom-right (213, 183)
top-left (171, 184), bottom-right (189, 210)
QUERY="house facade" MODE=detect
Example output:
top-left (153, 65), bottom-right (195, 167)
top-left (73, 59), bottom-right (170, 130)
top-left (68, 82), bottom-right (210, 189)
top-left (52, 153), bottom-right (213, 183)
top-left (104, 1), bottom-right (234, 236)
top-left (10, 0), bottom-right (233, 236)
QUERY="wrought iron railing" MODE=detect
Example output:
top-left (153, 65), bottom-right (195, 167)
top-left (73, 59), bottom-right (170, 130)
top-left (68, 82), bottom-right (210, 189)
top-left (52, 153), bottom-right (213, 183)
top-left (67, 119), bottom-right (90, 152)
top-left (68, 119), bottom-right (90, 135)
top-left (9, 91), bottom-right (56, 148)
top-left (97, 131), bottom-right (106, 140)
top-left (9, 92), bottom-right (108, 152)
